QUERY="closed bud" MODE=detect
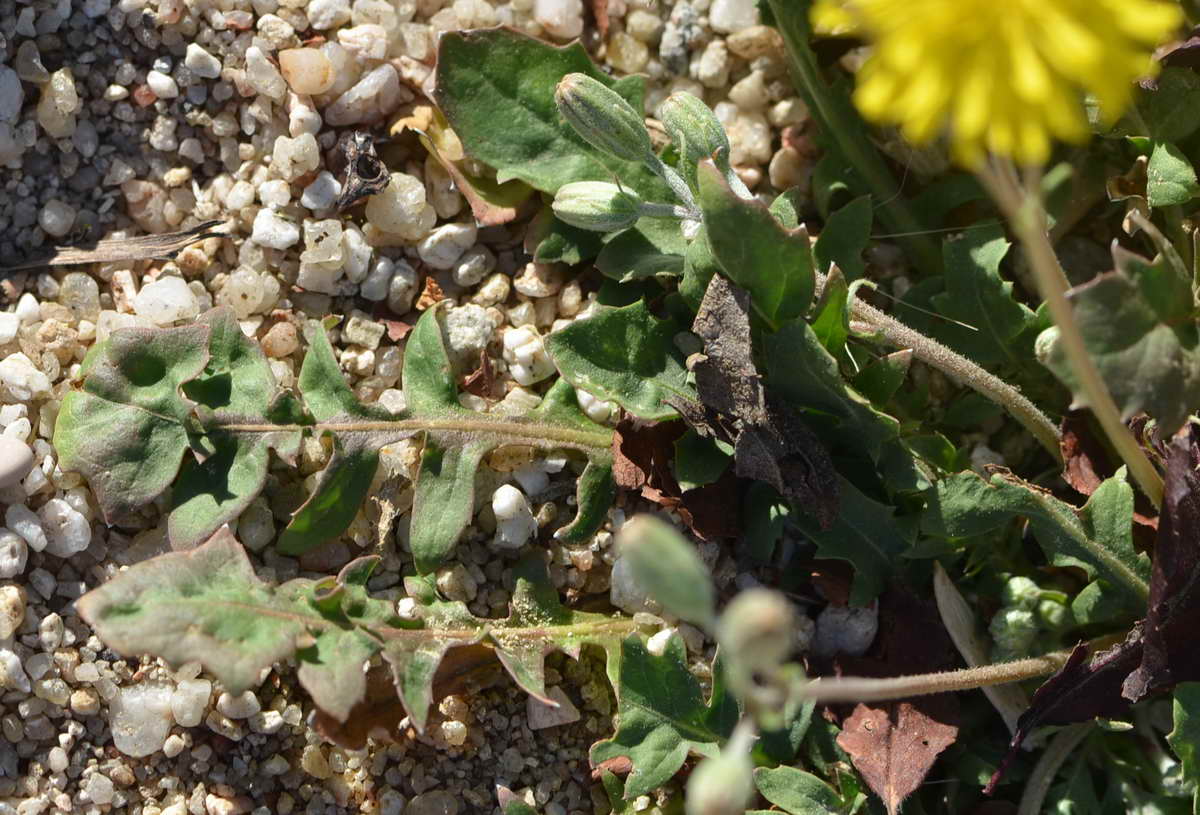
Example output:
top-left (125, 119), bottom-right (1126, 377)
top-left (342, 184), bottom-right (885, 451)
top-left (555, 73), bottom-right (655, 163)
top-left (658, 91), bottom-right (730, 172)
top-left (552, 181), bottom-right (642, 232)
top-left (685, 752), bottom-right (754, 815)
top-left (717, 588), bottom-right (796, 680)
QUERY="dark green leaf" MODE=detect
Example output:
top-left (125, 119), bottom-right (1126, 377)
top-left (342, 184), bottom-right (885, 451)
top-left (811, 267), bottom-right (851, 354)
top-left (1147, 141), bottom-right (1200, 207)
top-left (744, 482), bottom-right (791, 563)
top-left (754, 766), bottom-right (845, 814)
top-left (1169, 683), bottom-right (1200, 814)
top-left (529, 207), bottom-right (605, 265)
top-left (673, 429), bottom-right (732, 491)
top-left (596, 218), bottom-right (688, 282)
top-left (434, 29), bottom-right (668, 198)
top-left (814, 195), bottom-right (872, 281)
top-left (544, 299), bottom-right (695, 420)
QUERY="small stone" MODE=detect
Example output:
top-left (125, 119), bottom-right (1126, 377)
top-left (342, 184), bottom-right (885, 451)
top-left (185, 44), bottom-right (222, 79)
top-left (325, 64), bottom-right (405, 126)
top-left (452, 246), bottom-right (495, 287)
top-left (361, 258), bottom-right (394, 301)
top-left (709, 0), bottom-right (760, 33)
top-left (251, 210), bottom-right (301, 249)
top-left (729, 70), bottom-right (770, 110)
top-left (84, 773), bottom-right (114, 806)
top-left (273, 132), bottom-right (320, 181)
top-left (279, 48), bottom-right (336, 95)
top-left (512, 263), bottom-right (563, 298)
top-left (443, 303), bottom-right (494, 365)
top-left (386, 261), bottom-right (420, 313)
top-left (366, 173), bottom-right (437, 240)
top-left (301, 171), bottom-right (342, 212)
top-left (216, 690), bottom-right (261, 719)
top-left (405, 791), bottom-right (458, 815)
top-left (70, 688), bottom-right (101, 716)
top-left (0, 438), bottom-right (34, 489)
top-left (245, 46), bottom-right (287, 100)
top-left (133, 277), bottom-right (200, 325)
top-left (0, 313), bottom-right (16, 344)
top-left (533, 0), bottom-right (583, 40)
top-left (607, 32), bottom-right (649, 74)
top-left (75, 662), bottom-right (100, 683)
top-left (694, 40), bottom-right (731, 89)
top-left (259, 179), bottom-right (291, 209)
top-left (38, 199), bottom-right (75, 238)
top-left (146, 70), bottom-right (179, 99)
top-left (0, 585), bottom-right (25, 639)
top-left (171, 678), bottom-right (212, 727)
top-left (491, 484), bottom-right (536, 550)
top-left (626, 9), bottom-right (664, 43)
top-left (0, 530), bottom-right (27, 579)
top-left (344, 316), bottom-right (386, 349)
top-left (417, 222), bottom-right (477, 270)
top-left (813, 604), bottom-right (879, 658)
top-left (109, 682), bottom-right (175, 757)
top-left (307, 0), bottom-right (351, 29)
top-left (502, 325), bottom-right (555, 386)
top-left (337, 23), bottom-right (389, 59)
top-left (609, 556), bottom-right (662, 615)
top-left (726, 25), bottom-right (784, 60)
top-left (38, 498), bottom-right (91, 558)
top-left (0, 68), bottom-right (23, 124)
top-left (5, 505), bottom-right (47, 552)
top-left (526, 686), bottom-right (581, 730)
top-left (262, 322), bottom-right (299, 358)
top-left (301, 745), bottom-right (332, 779)
top-left (0, 648), bottom-right (29, 692)
top-left (163, 734), bottom-right (186, 758)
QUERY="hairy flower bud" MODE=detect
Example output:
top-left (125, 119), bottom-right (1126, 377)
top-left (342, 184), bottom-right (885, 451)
top-left (551, 181), bottom-right (642, 232)
top-left (717, 588), bottom-right (796, 680)
top-left (555, 73), bottom-right (655, 163)
top-left (658, 91), bottom-right (730, 171)
top-left (685, 751), bottom-right (754, 815)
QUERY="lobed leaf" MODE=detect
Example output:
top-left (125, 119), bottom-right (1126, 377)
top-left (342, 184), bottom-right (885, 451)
top-left (77, 530), bottom-right (636, 736)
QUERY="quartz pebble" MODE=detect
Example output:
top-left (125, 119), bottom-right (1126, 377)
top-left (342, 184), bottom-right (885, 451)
top-left (84, 773), bottom-right (114, 806)
top-left (245, 46), bottom-right (287, 100)
top-left (308, 0), bottom-right (352, 29)
top-left (39, 498), bottom-right (91, 558)
top-left (109, 682), bottom-right (175, 757)
top-left (38, 199), bottom-right (75, 238)
top-left (184, 44), bottom-right (222, 79)
top-left (0, 530), bottom-right (28, 579)
top-left (366, 173), bottom-right (437, 240)
top-left (405, 791), bottom-right (459, 815)
top-left (710, 0), bottom-right (760, 33)
top-left (6, 505), bottom-right (47, 552)
top-left (491, 484), bottom-right (536, 550)
top-left (146, 70), bottom-right (179, 99)
top-left (280, 48), bottom-right (336, 95)
top-left (0, 68), bottom-right (21, 124)
top-left (325, 64), bottom-right (405, 126)
top-left (133, 277), bottom-right (200, 325)
top-left (251, 209), bottom-right (301, 249)
top-left (0, 438), bottom-right (34, 489)
top-left (171, 678), bottom-right (212, 727)
top-left (0, 585), bottom-right (25, 639)
top-left (526, 686), bottom-right (581, 730)
top-left (417, 222), bottom-right (477, 269)
top-left (533, 0), bottom-right (583, 40)
top-left (502, 326), bottom-right (556, 386)
top-left (216, 690), bottom-right (261, 719)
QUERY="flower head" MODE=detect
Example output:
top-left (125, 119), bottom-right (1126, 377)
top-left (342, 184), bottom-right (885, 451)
top-left (812, 0), bottom-right (1183, 166)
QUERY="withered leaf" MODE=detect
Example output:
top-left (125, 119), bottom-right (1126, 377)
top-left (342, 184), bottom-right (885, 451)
top-left (416, 275), bottom-right (445, 310)
top-left (462, 349), bottom-right (500, 399)
top-left (672, 275), bottom-right (839, 529)
top-left (833, 587), bottom-right (961, 815)
top-left (0, 220), bottom-right (227, 273)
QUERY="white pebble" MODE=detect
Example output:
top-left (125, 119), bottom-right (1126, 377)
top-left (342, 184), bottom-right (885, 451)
top-left (491, 484), bottom-right (536, 550)
top-left (646, 628), bottom-right (675, 657)
top-left (5, 504), bottom-right (47, 552)
top-left (324, 63), bottom-right (404, 126)
top-left (502, 326), bottom-right (556, 386)
top-left (171, 678), bottom-right (212, 727)
top-left (216, 690), bottom-right (261, 719)
top-left (245, 46), bottom-right (287, 101)
top-left (301, 171), bottom-right (342, 212)
top-left (813, 604), bottom-right (879, 658)
top-left (0, 529), bottom-right (28, 578)
top-left (133, 277), bottom-right (200, 326)
top-left (306, 0), bottom-right (351, 29)
top-left (110, 682), bottom-right (175, 757)
top-left (417, 222), bottom-right (477, 270)
top-left (259, 179), bottom-right (292, 210)
top-left (360, 258), bottom-right (394, 301)
top-left (279, 48), bottom-right (335, 95)
top-left (184, 44), bottom-right (222, 79)
top-left (84, 774), bottom-right (114, 806)
top-left (709, 0), bottom-right (760, 33)
top-left (0, 648), bottom-right (29, 692)
top-left (0, 437), bottom-right (34, 488)
top-left (533, 0), bottom-right (583, 39)
top-left (609, 556), bottom-right (662, 616)
top-left (0, 313), bottom-right (19, 344)
top-left (38, 199), bottom-right (75, 238)
top-left (38, 498), bottom-right (91, 558)
top-left (251, 209), bottom-right (301, 249)
top-left (146, 70), bottom-right (179, 99)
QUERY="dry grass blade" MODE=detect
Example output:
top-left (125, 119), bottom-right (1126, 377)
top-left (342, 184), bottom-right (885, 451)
top-left (0, 220), bottom-right (228, 273)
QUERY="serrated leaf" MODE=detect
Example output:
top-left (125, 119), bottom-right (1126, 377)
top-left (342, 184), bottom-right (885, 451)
top-left (927, 224), bottom-right (1037, 368)
top-left (434, 29), bottom-right (668, 199)
top-left (617, 514), bottom-right (715, 627)
top-left (922, 469), bottom-right (1151, 620)
top-left (1037, 245), bottom-right (1200, 437)
top-left (696, 160), bottom-right (815, 327)
top-left (78, 530), bottom-right (636, 735)
top-left (591, 634), bottom-right (737, 799)
top-left (544, 299), bottom-right (695, 420)
top-left (814, 195), bottom-right (873, 281)
top-left (753, 766), bottom-right (845, 814)
top-left (1148, 141), bottom-right (1200, 207)
top-left (56, 306), bottom-right (615, 570)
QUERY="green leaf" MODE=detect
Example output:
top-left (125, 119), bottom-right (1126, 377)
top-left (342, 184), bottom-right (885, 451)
top-left (679, 223), bottom-right (721, 312)
top-left (927, 224), bottom-right (1038, 368)
top-left (544, 299), bottom-right (695, 420)
top-left (814, 195), bottom-right (873, 281)
top-left (797, 476), bottom-right (915, 605)
top-left (591, 634), bottom-right (737, 799)
top-left (77, 529), bottom-right (635, 735)
top-left (851, 350), bottom-right (912, 406)
top-left (754, 766), bottom-right (845, 814)
top-left (1169, 683), bottom-right (1200, 814)
top-left (56, 306), bottom-right (616, 570)
top-left (596, 218), bottom-right (688, 282)
top-left (673, 429), bottom-right (732, 491)
top-left (744, 482), bottom-right (791, 563)
top-left (811, 267), bottom-right (851, 354)
top-left (617, 514), bottom-right (715, 627)
top-left (1141, 68), bottom-right (1200, 142)
top-left (434, 29), bottom-right (668, 198)
top-left (922, 469), bottom-right (1151, 618)
top-left (696, 160), bottom-right (815, 327)
top-left (1147, 141), bottom-right (1200, 207)
top-left (529, 207), bottom-right (605, 265)
top-left (1037, 245), bottom-right (1200, 437)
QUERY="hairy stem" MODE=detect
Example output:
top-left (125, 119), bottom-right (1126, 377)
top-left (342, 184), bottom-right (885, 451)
top-left (217, 416), bottom-right (614, 455)
top-left (1018, 723), bottom-right (1093, 815)
top-left (978, 161), bottom-right (1164, 508)
top-left (766, 0), bottom-right (941, 275)
top-left (818, 271), bottom-right (1063, 459)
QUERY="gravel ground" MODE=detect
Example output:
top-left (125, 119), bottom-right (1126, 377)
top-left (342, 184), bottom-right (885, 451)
top-left (0, 0), bottom-right (822, 812)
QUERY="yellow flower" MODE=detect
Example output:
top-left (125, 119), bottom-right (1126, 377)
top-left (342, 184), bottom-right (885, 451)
top-left (811, 0), bottom-right (1183, 166)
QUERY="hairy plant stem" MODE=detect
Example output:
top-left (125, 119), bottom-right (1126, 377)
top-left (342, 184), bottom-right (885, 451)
top-left (817, 271), bottom-right (1063, 459)
top-left (1017, 723), bottom-right (1093, 815)
top-left (766, 0), bottom-right (941, 275)
top-left (977, 160), bottom-right (1164, 509)
top-left (797, 634), bottom-right (1122, 704)
top-left (217, 416), bottom-right (614, 455)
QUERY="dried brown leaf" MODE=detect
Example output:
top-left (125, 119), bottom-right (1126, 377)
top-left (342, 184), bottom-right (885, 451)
top-left (416, 276), bottom-right (445, 311)
top-left (1, 220), bottom-right (227, 272)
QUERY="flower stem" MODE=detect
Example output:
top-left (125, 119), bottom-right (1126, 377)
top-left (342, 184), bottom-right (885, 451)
top-left (978, 161), bottom-right (1164, 509)
top-left (820, 271), bottom-right (1063, 460)
top-left (766, 0), bottom-right (942, 276)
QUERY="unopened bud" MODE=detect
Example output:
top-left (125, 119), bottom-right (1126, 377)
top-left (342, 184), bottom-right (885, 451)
top-left (552, 181), bottom-right (642, 232)
top-left (658, 91), bottom-right (730, 174)
top-left (555, 73), bottom-right (655, 163)
top-left (685, 751), bottom-right (753, 815)
top-left (717, 588), bottom-right (796, 679)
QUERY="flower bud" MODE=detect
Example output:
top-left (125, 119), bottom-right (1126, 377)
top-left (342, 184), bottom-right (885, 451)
top-left (717, 588), bottom-right (796, 680)
top-left (1001, 576), bottom-right (1041, 610)
top-left (555, 73), bottom-right (655, 163)
top-left (551, 181), bottom-right (643, 232)
top-left (989, 607), bottom-right (1038, 659)
top-left (1037, 598), bottom-right (1071, 631)
top-left (658, 91), bottom-right (730, 172)
top-left (685, 752), bottom-right (754, 815)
